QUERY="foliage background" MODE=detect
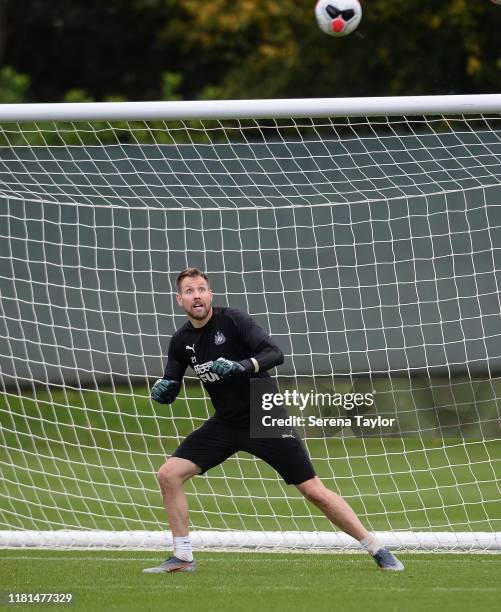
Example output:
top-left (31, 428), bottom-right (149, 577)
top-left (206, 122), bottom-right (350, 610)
top-left (1, 0), bottom-right (501, 104)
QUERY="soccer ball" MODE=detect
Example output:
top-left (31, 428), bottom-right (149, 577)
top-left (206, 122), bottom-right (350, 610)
top-left (315, 0), bottom-right (362, 37)
top-left (491, 0), bottom-right (501, 4)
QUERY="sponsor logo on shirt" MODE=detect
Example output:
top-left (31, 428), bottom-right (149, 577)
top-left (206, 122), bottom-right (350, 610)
top-left (194, 360), bottom-right (220, 383)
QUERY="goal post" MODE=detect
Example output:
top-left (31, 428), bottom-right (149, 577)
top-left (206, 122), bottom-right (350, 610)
top-left (1, 95), bottom-right (500, 551)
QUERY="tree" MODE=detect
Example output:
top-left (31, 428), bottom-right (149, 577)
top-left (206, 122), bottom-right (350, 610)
top-left (0, 0), bottom-right (7, 67)
top-left (2, 1), bottom-right (501, 102)
top-left (3, 0), bottom-right (186, 102)
top-left (170, 0), bottom-right (501, 99)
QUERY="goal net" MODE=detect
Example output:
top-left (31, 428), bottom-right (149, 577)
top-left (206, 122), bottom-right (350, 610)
top-left (1, 96), bottom-right (500, 551)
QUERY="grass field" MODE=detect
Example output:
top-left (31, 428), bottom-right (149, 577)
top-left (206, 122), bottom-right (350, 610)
top-left (1, 550), bottom-right (501, 612)
top-left (1, 382), bottom-right (501, 533)
top-left (1, 382), bottom-right (501, 610)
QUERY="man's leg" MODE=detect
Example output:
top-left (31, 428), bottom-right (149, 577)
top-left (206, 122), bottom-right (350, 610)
top-left (143, 457), bottom-right (200, 573)
top-left (143, 421), bottom-right (238, 573)
top-left (157, 457), bottom-right (201, 537)
top-left (297, 476), bottom-right (404, 570)
top-left (296, 476), bottom-right (368, 540)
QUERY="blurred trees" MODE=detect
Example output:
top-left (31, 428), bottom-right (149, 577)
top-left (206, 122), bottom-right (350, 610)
top-left (1, 0), bottom-right (501, 102)
top-left (172, 0), bottom-right (501, 99)
top-left (3, 0), bottom-right (186, 102)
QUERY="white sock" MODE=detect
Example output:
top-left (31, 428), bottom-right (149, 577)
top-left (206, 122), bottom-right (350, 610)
top-left (174, 535), bottom-right (193, 562)
top-left (360, 534), bottom-right (384, 556)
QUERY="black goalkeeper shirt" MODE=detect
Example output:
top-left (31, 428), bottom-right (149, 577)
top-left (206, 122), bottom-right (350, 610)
top-left (163, 307), bottom-right (284, 428)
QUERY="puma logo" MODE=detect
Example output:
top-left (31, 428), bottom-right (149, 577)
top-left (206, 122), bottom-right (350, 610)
top-left (186, 344), bottom-right (195, 353)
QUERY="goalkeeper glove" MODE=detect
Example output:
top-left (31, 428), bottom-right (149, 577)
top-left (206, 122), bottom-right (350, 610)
top-left (209, 357), bottom-right (254, 380)
top-left (150, 378), bottom-right (180, 404)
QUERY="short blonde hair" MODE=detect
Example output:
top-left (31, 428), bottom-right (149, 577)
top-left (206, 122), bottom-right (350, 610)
top-left (176, 267), bottom-right (210, 293)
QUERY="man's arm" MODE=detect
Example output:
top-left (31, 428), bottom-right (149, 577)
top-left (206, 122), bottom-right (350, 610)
top-left (210, 309), bottom-right (284, 379)
top-left (151, 336), bottom-right (187, 404)
top-left (235, 309), bottom-right (284, 372)
top-left (247, 343), bottom-right (284, 373)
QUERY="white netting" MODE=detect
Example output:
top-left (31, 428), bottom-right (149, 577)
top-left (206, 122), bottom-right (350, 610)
top-left (0, 100), bottom-right (500, 549)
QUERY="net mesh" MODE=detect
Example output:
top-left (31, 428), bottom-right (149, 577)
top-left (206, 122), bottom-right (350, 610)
top-left (0, 110), bottom-right (500, 548)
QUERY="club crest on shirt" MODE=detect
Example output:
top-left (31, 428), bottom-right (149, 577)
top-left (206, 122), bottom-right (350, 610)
top-left (214, 331), bottom-right (226, 345)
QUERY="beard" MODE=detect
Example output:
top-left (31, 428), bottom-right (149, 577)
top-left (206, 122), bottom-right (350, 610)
top-left (188, 301), bottom-right (211, 320)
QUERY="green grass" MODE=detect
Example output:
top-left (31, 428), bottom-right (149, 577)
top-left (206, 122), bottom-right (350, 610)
top-left (1, 383), bottom-right (500, 610)
top-left (1, 550), bottom-right (500, 612)
top-left (1, 382), bottom-right (501, 533)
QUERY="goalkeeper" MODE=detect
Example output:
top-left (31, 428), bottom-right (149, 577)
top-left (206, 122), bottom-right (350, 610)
top-left (143, 267), bottom-right (404, 574)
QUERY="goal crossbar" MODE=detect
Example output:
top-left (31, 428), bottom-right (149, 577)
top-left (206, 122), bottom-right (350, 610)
top-left (1, 94), bottom-right (501, 552)
top-left (0, 93), bottom-right (501, 122)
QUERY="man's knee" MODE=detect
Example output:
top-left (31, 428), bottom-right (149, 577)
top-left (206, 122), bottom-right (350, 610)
top-left (157, 463), bottom-right (179, 490)
top-left (157, 458), bottom-right (199, 491)
top-left (297, 477), bottom-right (331, 506)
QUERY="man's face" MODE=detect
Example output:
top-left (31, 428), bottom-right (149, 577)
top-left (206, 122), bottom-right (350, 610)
top-left (176, 275), bottom-right (213, 325)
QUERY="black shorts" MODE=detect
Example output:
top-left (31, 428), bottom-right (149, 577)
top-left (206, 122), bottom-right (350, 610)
top-left (172, 420), bottom-right (316, 485)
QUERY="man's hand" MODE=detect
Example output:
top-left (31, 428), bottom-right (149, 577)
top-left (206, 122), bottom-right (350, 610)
top-left (150, 378), bottom-right (180, 404)
top-left (209, 357), bottom-right (253, 380)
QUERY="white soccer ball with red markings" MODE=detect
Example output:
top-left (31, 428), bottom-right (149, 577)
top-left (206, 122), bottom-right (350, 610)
top-left (315, 0), bottom-right (362, 37)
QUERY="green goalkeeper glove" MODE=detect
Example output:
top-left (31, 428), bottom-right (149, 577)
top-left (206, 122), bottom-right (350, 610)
top-left (209, 357), bottom-right (254, 380)
top-left (150, 378), bottom-right (180, 404)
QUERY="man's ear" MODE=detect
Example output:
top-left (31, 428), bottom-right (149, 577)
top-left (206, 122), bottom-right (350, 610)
top-left (175, 293), bottom-right (183, 306)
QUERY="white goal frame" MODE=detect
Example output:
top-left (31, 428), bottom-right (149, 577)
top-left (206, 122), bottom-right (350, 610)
top-left (1, 94), bottom-right (501, 551)
top-left (2, 93), bottom-right (501, 123)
